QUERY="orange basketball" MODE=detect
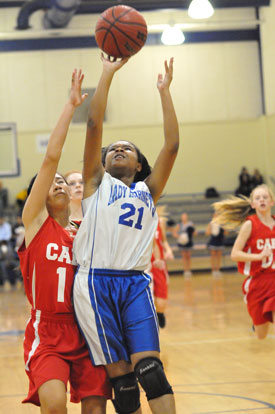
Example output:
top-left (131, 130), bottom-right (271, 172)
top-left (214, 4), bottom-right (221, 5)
top-left (95, 5), bottom-right (147, 58)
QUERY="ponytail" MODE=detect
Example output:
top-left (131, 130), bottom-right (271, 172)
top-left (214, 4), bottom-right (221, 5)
top-left (213, 195), bottom-right (254, 230)
top-left (213, 184), bottom-right (274, 230)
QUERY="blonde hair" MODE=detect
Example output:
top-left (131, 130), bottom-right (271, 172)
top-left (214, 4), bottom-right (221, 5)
top-left (156, 205), bottom-right (168, 218)
top-left (63, 170), bottom-right (82, 181)
top-left (213, 184), bottom-right (274, 230)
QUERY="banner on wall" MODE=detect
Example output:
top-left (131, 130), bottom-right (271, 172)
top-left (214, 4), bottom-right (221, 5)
top-left (36, 134), bottom-right (50, 154)
top-left (0, 123), bottom-right (20, 177)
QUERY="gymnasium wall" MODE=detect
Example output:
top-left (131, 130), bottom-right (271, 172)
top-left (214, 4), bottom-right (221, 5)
top-left (0, 5), bottom-right (275, 202)
top-left (260, 4), bottom-right (275, 116)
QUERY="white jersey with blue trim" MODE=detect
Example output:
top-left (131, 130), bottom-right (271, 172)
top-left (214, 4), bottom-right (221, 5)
top-left (73, 171), bottom-right (158, 271)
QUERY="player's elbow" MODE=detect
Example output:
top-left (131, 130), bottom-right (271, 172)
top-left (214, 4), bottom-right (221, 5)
top-left (87, 116), bottom-right (97, 130)
top-left (167, 141), bottom-right (179, 155)
top-left (230, 251), bottom-right (238, 262)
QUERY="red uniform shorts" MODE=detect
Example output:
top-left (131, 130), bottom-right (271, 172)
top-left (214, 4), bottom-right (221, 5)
top-left (242, 273), bottom-right (275, 325)
top-left (23, 311), bottom-right (111, 406)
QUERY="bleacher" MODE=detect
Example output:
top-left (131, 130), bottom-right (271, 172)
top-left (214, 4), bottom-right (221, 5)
top-left (157, 192), bottom-right (238, 275)
top-left (1, 192), bottom-right (239, 276)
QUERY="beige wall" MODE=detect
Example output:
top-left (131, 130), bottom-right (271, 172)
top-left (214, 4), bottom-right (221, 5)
top-left (1, 5), bottom-right (275, 202)
top-left (2, 114), bottom-right (272, 201)
top-left (261, 3), bottom-right (275, 115)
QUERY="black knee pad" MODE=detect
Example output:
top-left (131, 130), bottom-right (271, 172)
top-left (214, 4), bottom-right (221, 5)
top-left (134, 357), bottom-right (173, 401)
top-left (110, 372), bottom-right (140, 414)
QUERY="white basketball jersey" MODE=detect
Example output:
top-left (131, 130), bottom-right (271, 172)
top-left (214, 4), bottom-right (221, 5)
top-left (73, 172), bottom-right (158, 271)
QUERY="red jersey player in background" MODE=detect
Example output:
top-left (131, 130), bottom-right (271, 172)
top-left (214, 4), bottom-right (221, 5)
top-left (213, 184), bottom-right (275, 340)
top-left (18, 69), bottom-right (111, 413)
top-left (64, 170), bottom-right (83, 222)
top-left (150, 206), bottom-right (174, 328)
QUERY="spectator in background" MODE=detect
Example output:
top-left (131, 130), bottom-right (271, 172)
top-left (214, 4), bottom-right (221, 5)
top-left (235, 167), bottom-right (252, 197)
top-left (15, 187), bottom-right (28, 215)
top-left (10, 216), bottom-right (24, 289)
top-left (0, 181), bottom-right (8, 212)
top-left (206, 213), bottom-right (226, 278)
top-left (251, 169), bottom-right (264, 189)
top-left (0, 216), bottom-right (13, 291)
top-left (12, 215), bottom-right (25, 252)
top-left (173, 213), bottom-right (196, 278)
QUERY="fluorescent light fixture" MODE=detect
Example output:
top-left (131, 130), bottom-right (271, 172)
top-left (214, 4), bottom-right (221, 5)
top-left (161, 25), bottom-right (185, 46)
top-left (188, 0), bottom-right (214, 19)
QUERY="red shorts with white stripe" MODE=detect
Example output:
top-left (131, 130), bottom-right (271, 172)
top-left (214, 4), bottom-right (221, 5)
top-left (23, 310), bottom-right (111, 406)
top-left (151, 266), bottom-right (169, 299)
top-left (242, 273), bottom-right (275, 325)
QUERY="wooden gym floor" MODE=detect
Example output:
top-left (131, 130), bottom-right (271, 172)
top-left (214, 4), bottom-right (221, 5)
top-left (1, 272), bottom-right (275, 414)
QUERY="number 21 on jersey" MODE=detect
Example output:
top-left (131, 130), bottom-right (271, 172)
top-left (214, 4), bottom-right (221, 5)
top-left (119, 203), bottom-right (144, 230)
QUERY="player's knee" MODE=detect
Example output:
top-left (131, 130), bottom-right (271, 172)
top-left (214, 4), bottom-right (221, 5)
top-left (110, 372), bottom-right (140, 414)
top-left (81, 396), bottom-right (107, 414)
top-left (39, 386), bottom-right (67, 414)
top-left (40, 398), bottom-right (66, 414)
top-left (134, 357), bottom-right (173, 401)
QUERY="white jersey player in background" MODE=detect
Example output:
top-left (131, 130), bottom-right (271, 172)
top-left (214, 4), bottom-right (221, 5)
top-left (73, 54), bottom-right (179, 414)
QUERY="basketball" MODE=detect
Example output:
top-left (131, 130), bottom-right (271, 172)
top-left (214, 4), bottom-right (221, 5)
top-left (95, 5), bottom-right (147, 58)
top-left (177, 233), bottom-right (189, 246)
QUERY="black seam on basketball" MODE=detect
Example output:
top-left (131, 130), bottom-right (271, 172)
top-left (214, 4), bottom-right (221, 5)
top-left (112, 6), bottom-right (131, 21)
top-left (100, 14), bottom-right (146, 29)
top-left (108, 30), bottom-right (123, 56)
top-left (101, 27), bottom-right (111, 53)
top-left (111, 25), bottom-right (146, 47)
top-left (116, 21), bottom-right (147, 28)
top-left (100, 27), bottom-right (122, 56)
top-left (98, 7), bottom-right (147, 52)
top-left (115, 8), bottom-right (147, 31)
top-left (111, 7), bottom-right (146, 45)
top-left (99, 17), bottom-right (145, 48)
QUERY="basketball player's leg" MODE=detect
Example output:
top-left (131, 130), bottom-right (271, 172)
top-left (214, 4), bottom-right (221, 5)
top-left (105, 360), bottom-right (141, 414)
top-left (153, 268), bottom-right (168, 328)
top-left (210, 250), bottom-right (216, 272)
top-left (155, 296), bottom-right (167, 313)
top-left (248, 297), bottom-right (271, 340)
top-left (81, 396), bottom-right (107, 414)
top-left (182, 250), bottom-right (192, 277)
top-left (254, 322), bottom-right (269, 339)
top-left (38, 379), bottom-right (67, 414)
top-left (128, 288), bottom-right (175, 412)
top-left (216, 249), bottom-right (223, 272)
top-left (132, 351), bottom-right (176, 414)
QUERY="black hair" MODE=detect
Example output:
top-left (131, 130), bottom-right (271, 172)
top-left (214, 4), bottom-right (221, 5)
top-left (27, 172), bottom-right (68, 197)
top-left (101, 142), bottom-right (152, 182)
top-left (27, 174), bottom-right (38, 197)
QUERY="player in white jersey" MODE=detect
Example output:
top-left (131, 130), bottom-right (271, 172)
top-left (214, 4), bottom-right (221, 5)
top-left (73, 54), bottom-right (179, 414)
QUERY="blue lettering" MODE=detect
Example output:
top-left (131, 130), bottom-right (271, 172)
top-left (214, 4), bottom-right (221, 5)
top-left (109, 185), bottom-right (155, 217)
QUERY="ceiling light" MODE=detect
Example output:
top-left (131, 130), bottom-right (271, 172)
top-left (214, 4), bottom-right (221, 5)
top-left (161, 25), bottom-right (185, 46)
top-left (188, 0), bottom-right (214, 19)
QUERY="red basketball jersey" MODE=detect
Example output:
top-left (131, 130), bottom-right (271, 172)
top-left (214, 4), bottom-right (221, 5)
top-left (152, 221), bottom-right (164, 262)
top-left (238, 214), bottom-right (275, 277)
top-left (18, 216), bottom-right (76, 313)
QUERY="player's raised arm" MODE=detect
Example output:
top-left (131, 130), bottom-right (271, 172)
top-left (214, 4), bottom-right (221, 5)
top-left (83, 54), bottom-right (129, 198)
top-left (145, 58), bottom-right (179, 203)
top-left (22, 69), bottom-right (87, 231)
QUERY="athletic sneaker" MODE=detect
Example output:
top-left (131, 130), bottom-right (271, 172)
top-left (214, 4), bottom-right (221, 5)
top-left (157, 312), bottom-right (166, 328)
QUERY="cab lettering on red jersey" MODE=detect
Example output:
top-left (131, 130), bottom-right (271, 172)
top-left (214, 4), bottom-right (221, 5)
top-left (46, 243), bottom-right (72, 264)
top-left (256, 238), bottom-right (275, 250)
